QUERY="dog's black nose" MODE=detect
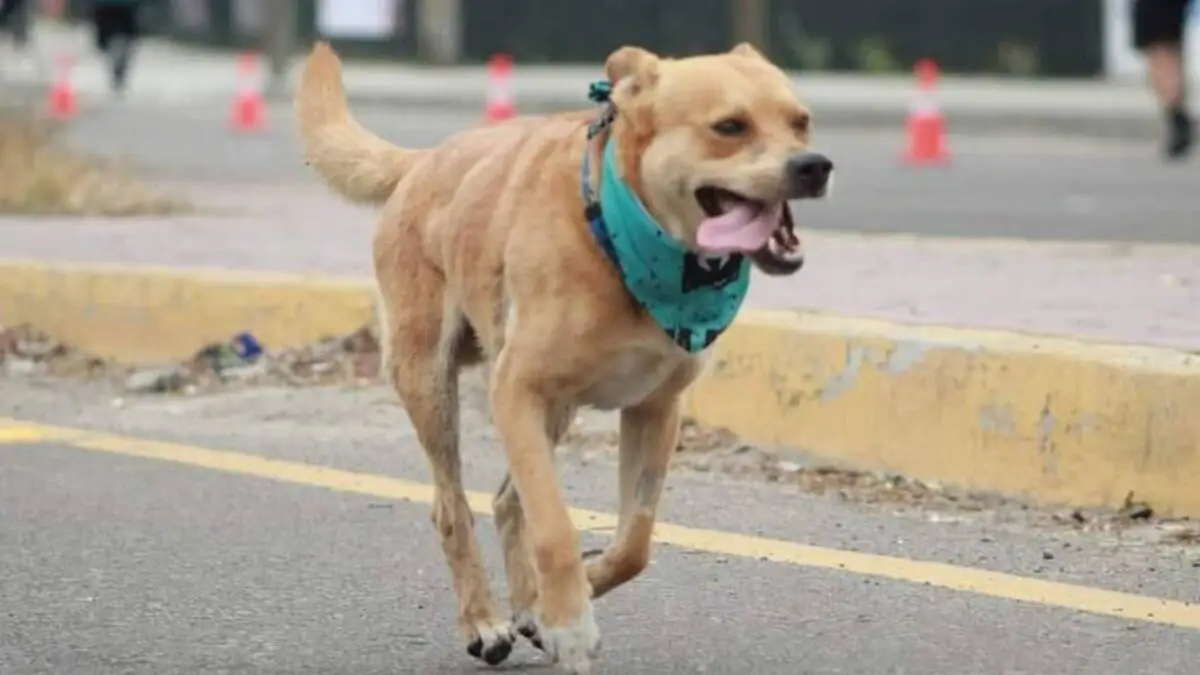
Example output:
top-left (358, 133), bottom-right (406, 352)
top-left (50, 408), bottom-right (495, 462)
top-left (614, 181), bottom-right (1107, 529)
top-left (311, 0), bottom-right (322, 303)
top-left (787, 152), bottom-right (833, 198)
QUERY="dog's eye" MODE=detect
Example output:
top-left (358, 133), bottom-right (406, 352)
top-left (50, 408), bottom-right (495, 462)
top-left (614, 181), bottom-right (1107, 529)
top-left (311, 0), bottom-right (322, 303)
top-left (792, 114), bottom-right (811, 133)
top-left (711, 118), bottom-right (750, 136)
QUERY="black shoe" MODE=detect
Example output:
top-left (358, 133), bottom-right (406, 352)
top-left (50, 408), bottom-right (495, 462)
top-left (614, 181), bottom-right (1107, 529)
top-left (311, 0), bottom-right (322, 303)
top-left (1165, 108), bottom-right (1194, 160)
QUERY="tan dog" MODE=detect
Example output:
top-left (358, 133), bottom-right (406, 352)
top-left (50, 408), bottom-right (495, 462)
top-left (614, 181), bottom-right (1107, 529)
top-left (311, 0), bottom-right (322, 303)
top-left (295, 40), bottom-right (831, 674)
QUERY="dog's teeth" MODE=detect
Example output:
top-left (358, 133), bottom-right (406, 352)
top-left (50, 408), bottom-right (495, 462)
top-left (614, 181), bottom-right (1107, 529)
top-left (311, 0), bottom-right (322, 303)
top-left (768, 234), bottom-right (803, 263)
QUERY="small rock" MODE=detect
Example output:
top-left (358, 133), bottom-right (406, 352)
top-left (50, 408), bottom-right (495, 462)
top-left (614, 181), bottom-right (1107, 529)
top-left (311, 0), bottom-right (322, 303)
top-left (309, 339), bottom-right (343, 360)
top-left (1118, 491), bottom-right (1154, 520)
top-left (221, 361), bottom-right (269, 382)
top-left (1119, 502), bottom-right (1154, 521)
top-left (1160, 526), bottom-right (1200, 545)
top-left (353, 352), bottom-right (380, 379)
top-left (16, 336), bottom-right (61, 359)
top-left (341, 325), bottom-right (379, 353)
top-left (1042, 551), bottom-right (1055, 561)
top-left (1191, 560), bottom-right (1199, 568)
top-left (123, 366), bottom-right (188, 394)
top-left (194, 342), bottom-right (254, 372)
top-left (0, 326), bottom-right (16, 356)
top-left (4, 358), bottom-right (40, 377)
top-left (926, 513), bottom-right (961, 524)
top-left (777, 460), bottom-right (802, 473)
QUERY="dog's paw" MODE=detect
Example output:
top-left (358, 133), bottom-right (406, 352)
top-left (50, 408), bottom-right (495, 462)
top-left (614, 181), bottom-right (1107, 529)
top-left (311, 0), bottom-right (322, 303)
top-left (464, 618), bottom-right (516, 666)
top-left (513, 610), bottom-right (545, 651)
top-left (538, 600), bottom-right (601, 674)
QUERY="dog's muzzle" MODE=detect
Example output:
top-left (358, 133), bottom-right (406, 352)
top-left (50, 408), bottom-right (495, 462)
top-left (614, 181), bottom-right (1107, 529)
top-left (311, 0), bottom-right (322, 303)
top-left (786, 151), bottom-right (834, 199)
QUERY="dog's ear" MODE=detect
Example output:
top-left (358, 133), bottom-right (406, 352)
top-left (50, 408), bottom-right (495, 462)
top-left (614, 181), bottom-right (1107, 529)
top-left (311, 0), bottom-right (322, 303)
top-left (730, 42), bottom-right (769, 62)
top-left (604, 46), bottom-right (660, 98)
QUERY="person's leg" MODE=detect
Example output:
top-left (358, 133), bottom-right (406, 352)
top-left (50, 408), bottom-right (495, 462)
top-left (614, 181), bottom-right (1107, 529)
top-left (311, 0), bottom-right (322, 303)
top-left (0, 0), bottom-right (18, 30)
top-left (1134, 0), bottom-right (1194, 158)
top-left (0, 0), bottom-right (18, 51)
top-left (113, 5), bottom-right (142, 91)
top-left (108, 7), bottom-right (134, 92)
top-left (91, 6), bottom-right (121, 92)
top-left (92, 6), bottom-right (112, 54)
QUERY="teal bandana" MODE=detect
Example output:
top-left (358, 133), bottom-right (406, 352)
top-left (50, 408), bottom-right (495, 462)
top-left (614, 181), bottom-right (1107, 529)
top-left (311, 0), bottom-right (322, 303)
top-left (581, 86), bottom-right (751, 353)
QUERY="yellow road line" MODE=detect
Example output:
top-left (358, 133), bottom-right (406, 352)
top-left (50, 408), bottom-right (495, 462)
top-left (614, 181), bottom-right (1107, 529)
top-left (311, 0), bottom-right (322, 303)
top-left (4, 417), bottom-right (1198, 632)
top-left (0, 423), bottom-right (50, 443)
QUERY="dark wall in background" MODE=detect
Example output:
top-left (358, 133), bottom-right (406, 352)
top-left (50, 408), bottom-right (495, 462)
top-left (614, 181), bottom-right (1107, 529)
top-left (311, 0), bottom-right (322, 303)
top-left (766, 0), bottom-right (1105, 77)
top-left (461, 0), bottom-right (1104, 77)
top-left (62, 0), bottom-right (1106, 77)
top-left (461, 0), bottom-right (731, 64)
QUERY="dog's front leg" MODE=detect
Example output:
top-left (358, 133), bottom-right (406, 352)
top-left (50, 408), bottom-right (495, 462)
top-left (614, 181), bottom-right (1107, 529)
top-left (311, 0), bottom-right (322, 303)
top-left (491, 361), bottom-right (600, 674)
top-left (584, 394), bottom-right (681, 598)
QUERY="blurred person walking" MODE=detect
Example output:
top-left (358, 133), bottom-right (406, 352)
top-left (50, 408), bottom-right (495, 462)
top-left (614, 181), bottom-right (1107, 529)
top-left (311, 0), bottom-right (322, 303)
top-left (1133, 0), bottom-right (1196, 159)
top-left (90, 0), bottom-right (149, 95)
top-left (0, 0), bottom-right (30, 52)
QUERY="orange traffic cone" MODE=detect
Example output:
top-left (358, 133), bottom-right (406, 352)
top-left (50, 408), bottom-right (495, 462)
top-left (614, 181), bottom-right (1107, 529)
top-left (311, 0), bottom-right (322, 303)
top-left (47, 54), bottom-right (77, 121)
top-left (42, 0), bottom-right (66, 19)
top-left (230, 52), bottom-right (266, 132)
top-left (484, 53), bottom-right (516, 123)
top-left (902, 58), bottom-right (948, 165)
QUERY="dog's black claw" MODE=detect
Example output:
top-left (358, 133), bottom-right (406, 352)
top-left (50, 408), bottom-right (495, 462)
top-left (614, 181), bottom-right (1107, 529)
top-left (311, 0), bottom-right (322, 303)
top-left (466, 634), bottom-right (514, 666)
top-left (466, 638), bottom-right (484, 660)
top-left (581, 548), bottom-right (605, 560)
top-left (483, 639), bottom-right (513, 666)
top-left (517, 621), bottom-right (545, 651)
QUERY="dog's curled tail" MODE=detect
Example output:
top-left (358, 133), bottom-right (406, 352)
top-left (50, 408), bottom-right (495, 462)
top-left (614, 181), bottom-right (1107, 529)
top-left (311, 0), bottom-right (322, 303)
top-left (295, 42), bottom-right (415, 205)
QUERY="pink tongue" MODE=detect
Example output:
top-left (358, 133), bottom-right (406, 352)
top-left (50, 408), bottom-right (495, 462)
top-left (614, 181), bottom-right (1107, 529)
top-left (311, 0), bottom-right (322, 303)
top-left (696, 203), bottom-right (781, 253)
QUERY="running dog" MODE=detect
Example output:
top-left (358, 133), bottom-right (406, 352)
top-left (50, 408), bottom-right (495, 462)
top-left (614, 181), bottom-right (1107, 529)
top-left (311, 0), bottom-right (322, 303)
top-left (295, 40), bottom-right (832, 674)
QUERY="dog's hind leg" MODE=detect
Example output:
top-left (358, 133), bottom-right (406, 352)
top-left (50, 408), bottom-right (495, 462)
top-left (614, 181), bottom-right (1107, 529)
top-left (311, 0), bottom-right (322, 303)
top-left (492, 402), bottom-right (577, 650)
top-left (584, 373), bottom-right (693, 599)
top-left (382, 277), bottom-right (514, 666)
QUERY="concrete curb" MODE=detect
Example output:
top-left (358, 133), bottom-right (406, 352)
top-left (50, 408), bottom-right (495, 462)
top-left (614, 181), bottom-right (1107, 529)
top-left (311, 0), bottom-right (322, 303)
top-left (0, 260), bottom-right (375, 364)
top-left (2, 259), bottom-right (1198, 517)
top-left (688, 311), bottom-right (1200, 519)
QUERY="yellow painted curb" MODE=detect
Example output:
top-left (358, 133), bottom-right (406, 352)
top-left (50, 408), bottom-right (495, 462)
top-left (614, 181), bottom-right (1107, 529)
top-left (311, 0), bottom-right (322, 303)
top-left (2, 259), bottom-right (1198, 517)
top-left (0, 259), bottom-right (375, 364)
top-left (685, 310), bottom-right (1200, 518)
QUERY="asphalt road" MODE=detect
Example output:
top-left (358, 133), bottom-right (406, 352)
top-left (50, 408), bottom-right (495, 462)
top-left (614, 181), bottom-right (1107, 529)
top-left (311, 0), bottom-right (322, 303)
top-left (49, 98), bottom-right (1200, 245)
top-left (2, 379), bottom-right (1198, 675)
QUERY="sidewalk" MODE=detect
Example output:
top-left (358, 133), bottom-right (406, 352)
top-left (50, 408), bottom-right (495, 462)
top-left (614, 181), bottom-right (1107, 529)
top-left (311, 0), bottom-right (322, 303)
top-left (0, 20), bottom-right (1168, 141)
top-left (2, 182), bottom-right (1198, 351)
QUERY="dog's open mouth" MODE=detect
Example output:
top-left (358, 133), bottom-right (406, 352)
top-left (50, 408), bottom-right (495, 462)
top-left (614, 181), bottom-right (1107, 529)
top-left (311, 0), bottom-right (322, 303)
top-left (695, 187), bottom-right (804, 274)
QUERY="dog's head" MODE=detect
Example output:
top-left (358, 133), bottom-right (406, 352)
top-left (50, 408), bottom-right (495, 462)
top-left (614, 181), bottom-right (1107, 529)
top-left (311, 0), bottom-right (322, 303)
top-left (601, 43), bottom-right (832, 275)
